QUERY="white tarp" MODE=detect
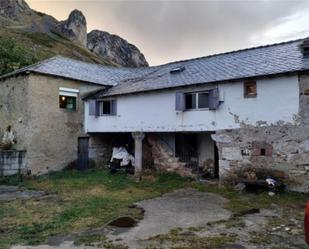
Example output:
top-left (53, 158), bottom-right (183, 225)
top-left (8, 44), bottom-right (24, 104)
top-left (2, 130), bottom-right (16, 145)
top-left (111, 147), bottom-right (135, 166)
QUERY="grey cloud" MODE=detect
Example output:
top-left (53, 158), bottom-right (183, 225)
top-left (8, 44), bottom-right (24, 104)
top-left (90, 0), bottom-right (309, 65)
top-left (28, 0), bottom-right (309, 65)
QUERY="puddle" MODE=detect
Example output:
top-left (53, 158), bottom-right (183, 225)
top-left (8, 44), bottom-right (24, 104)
top-left (108, 216), bottom-right (137, 228)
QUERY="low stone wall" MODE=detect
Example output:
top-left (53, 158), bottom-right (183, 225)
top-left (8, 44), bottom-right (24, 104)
top-left (0, 150), bottom-right (26, 176)
top-left (89, 135), bottom-right (113, 168)
top-left (213, 124), bottom-right (309, 192)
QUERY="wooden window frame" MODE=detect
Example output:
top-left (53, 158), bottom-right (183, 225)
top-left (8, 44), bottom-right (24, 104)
top-left (184, 91), bottom-right (210, 111)
top-left (98, 99), bottom-right (117, 116)
top-left (244, 81), bottom-right (257, 99)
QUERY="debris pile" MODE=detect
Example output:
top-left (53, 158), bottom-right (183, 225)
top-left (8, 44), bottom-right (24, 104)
top-left (229, 167), bottom-right (287, 193)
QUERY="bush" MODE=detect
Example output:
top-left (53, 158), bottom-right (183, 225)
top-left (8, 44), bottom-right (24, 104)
top-left (0, 37), bottom-right (38, 75)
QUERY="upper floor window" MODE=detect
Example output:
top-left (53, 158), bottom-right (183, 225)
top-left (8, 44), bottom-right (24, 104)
top-left (176, 88), bottom-right (219, 111)
top-left (185, 92), bottom-right (209, 110)
top-left (100, 100), bottom-right (113, 115)
top-left (89, 99), bottom-right (117, 116)
top-left (59, 87), bottom-right (79, 111)
top-left (244, 81), bottom-right (257, 98)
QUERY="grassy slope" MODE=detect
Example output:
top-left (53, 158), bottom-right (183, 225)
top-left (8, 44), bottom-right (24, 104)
top-left (0, 27), bottom-right (118, 75)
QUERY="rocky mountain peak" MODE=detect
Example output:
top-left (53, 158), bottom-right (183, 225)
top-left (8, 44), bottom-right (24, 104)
top-left (0, 0), bottom-right (149, 68)
top-left (0, 0), bottom-right (33, 21)
top-left (55, 9), bottom-right (87, 47)
top-left (87, 30), bottom-right (148, 68)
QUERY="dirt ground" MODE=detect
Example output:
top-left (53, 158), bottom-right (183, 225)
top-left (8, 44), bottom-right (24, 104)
top-left (9, 187), bottom-right (307, 249)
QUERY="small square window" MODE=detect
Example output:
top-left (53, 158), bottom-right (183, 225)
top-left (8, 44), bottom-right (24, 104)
top-left (185, 93), bottom-right (196, 109)
top-left (244, 81), bottom-right (257, 98)
top-left (59, 95), bottom-right (77, 110)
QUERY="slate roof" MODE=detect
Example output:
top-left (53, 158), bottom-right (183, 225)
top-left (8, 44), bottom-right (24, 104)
top-left (1, 38), bottom-right (309, 97)
top-left (0, 56), bottom-right (151, 86)
top-left (95, 38), bottom-right (309, 98)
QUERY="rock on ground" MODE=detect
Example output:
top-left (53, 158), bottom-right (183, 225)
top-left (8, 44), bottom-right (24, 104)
top-left (0, 185), bottom-right (45, 201)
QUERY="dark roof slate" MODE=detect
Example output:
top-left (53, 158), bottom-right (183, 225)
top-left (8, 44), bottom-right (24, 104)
top-left (96, 39), bottom-right (309, 97)
top-left (1, 38), bottom-right (309, 97)
top-left (0, 56), bottom-right (151, 86)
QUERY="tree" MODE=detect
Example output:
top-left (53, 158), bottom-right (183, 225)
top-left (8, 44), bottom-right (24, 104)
top-left (0, 37), bottom-right (37, 75)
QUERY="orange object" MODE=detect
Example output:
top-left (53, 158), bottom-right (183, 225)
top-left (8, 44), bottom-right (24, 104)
top-left (305, 201), bottom-right (309, 244)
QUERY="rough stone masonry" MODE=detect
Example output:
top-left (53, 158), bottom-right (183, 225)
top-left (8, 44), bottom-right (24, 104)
top-left (213, 73), bottom-right (309, 193)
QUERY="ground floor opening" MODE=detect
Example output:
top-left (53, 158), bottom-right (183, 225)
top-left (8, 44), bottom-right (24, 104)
top-left (86, 131), bottom-right (219, 179)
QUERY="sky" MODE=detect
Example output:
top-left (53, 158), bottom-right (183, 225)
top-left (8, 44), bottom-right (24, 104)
top-left (27, 0), bottom-right (309, 66)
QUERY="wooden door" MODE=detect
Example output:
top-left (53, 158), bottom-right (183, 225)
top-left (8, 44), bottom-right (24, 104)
top-left (77, 137), bottom-right (89, 170)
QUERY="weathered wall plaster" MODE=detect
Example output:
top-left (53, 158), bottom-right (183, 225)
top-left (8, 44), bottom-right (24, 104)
top-left (85, 75), bottom-right (299, 132)
top-left (0, 74), bottom-right (104, 175)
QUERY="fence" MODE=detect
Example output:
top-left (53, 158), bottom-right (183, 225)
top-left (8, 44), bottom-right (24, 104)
top-left (0, 150), bottom-right (26, 177)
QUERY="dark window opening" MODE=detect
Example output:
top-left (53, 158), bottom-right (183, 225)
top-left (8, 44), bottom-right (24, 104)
top-left (59, 95), bottom-right (77, 110)
top-left (185, 93), bottom-right (196, 109)
top-left (198, 92), bottom-right (209, 108)
top-left (98, 99), bottom-right (116, 115)
top-left (260, 148), bottom-right (266, 156)
top-left (244, 81), bottom-right (257, 98)
top-left (101, 100), bottom-right (112, 115)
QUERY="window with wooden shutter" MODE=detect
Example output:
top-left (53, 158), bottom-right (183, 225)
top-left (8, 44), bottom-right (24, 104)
top-left (111, 100), bottom-right (117, 115)
top-left (209, 88), bottom-right (220, 110)
top-left (89, 100), bottom-right (96, 116)
top-left (178, 88), bottom-right (220, 111)
top-left (175, 92), bottom-right (185, 111)
top-left (96, 99), bottom-right (117, 116)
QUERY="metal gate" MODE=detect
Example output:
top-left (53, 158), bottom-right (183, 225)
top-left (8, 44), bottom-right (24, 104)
top-left (77, 137), bottom-right (89, 170)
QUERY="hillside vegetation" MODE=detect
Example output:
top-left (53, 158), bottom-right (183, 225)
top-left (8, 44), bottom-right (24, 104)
top-left (0, 27), bottom-right (118, 75)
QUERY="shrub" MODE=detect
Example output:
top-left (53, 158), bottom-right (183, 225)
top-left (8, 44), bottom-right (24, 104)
top-left (0, 37), bottom-right (38, 75)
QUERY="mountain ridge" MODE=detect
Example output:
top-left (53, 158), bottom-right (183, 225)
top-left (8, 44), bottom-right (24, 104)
top-left (0, 0), bottom-right (148, 75)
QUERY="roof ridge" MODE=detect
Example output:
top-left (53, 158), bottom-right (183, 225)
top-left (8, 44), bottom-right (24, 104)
top-left (48, 55), bottom-right (131, 70)
top-left (155, 37), bottom-right (306, 67)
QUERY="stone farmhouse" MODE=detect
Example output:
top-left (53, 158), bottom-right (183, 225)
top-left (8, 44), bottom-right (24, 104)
top-left (1, 38), bottom-right (309, 191)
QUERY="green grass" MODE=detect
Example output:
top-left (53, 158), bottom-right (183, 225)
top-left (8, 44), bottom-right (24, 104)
top-left (1, 169), bottom-right (309, 249)
top-left (148, 227), bottom-right (237, 249)
top-left (0, 169), bottom-right (192, 249)
top-left (193, 182), bottom-right (308, 214)
top-left (25, 32), bottom-right (55, 48)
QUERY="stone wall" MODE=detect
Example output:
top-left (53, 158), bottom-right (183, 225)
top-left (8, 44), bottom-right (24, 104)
top-left (0, 75), bottom-right (31, 152)
top-left (0, 150), bottom-right (26, 176)
top-left (213, 125), bottom-right (309, 192)
top-left (147, 133), bottom-right (193, 177)
top-left (211, 73), bottom-right (309, 192)
top-left (89, 134), bottom-right (113, 168)
top-left (0, 74), bottom-right (104, 175)
top-left (25, 74), bottom-right (103, 174)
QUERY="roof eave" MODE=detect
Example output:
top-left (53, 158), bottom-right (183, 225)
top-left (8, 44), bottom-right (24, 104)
top-left (92, 69), bottom-right (304, 99)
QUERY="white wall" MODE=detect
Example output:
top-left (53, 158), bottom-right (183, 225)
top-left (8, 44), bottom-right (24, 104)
top-left (85, 75), bottom-right (299, 132)
top-left (198, 133), bottom-right (215, 165)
